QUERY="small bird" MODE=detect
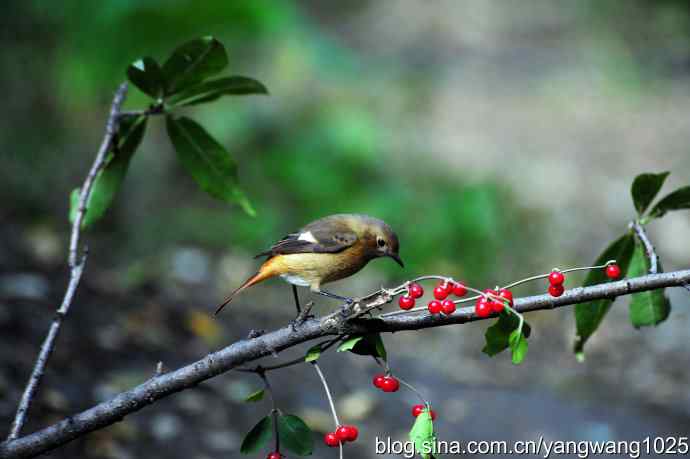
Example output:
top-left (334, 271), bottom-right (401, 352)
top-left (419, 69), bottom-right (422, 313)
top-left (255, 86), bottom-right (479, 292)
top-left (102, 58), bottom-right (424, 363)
top-left (215, 213), bottom-right (403, 314)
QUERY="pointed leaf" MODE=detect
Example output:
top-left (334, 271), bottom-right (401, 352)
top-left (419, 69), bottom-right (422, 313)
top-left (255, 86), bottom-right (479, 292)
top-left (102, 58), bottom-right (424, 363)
top-left (574, 233), bottom-right (635, 356)
top-left (631, 172), bottom-right (669, 216)
top-left (162, 36), bottom-right (228, 95)
top-left (276, 414), bottom-right (313, 456)
top-left (482, 311), bottom-right (531, 357)
top-left (409, 409), bottom-right (435, 459)
top-left (168, 76), bottom-right (268, 106)
top-left (627, 240), bottom-right (671, 327)
top-left (69, 116), bottom-right (147, 228)
top-left (648, 186), bottom-right (690, 219)
top-left (337, 333), bottom-right (387, 360)
top-left (166, 115), bottom-right (254, 216)
top-left (337, 335), bottom-right (363, 352)
top-left (240, 415), bottom-right (273, 454)
top-left (305, 345), bottom-right (321, 362)
top-left (127, 57), bottom-right (164, 98)
top-left (508, 329), bottom-right (528, 364)
top-left (244, 389), bottom-right (265, 403)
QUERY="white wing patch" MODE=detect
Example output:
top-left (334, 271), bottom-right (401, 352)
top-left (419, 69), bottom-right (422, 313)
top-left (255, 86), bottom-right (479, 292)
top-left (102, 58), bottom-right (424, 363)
top-left (280, 274), bottom-right (310, 287)
top-left (297, 231), bottom-right (318, 243)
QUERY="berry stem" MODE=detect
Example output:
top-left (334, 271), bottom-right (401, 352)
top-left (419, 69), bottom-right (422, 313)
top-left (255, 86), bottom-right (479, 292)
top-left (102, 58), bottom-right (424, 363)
top-left (311, 362), bottom-right (340, 427)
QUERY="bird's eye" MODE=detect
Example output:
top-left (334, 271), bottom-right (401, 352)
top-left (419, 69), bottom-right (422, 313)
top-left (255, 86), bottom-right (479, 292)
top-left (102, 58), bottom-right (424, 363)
top-left (377, 237), bottom-right (386, 248)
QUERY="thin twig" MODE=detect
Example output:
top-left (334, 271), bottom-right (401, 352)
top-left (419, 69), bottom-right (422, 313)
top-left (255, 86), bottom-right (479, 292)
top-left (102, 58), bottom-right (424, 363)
top-left (6, 83), bottom-right (129, 442)
top-left (311, 363), bottom-right (340, 427)
top-left (257, 371), bottom-right (280, 454)
top-left (631, 220), bottom-right (659, 274)
top-left (2, 269), bottom-right (690, 458)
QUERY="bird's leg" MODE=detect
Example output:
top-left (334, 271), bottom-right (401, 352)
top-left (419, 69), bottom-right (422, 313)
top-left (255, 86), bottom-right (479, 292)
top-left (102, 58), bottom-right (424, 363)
top-left (290, 285), bottom-right (314, 329)
top-left (315, 290), bottom-right (354, 304)
top-left (292, 284), bottom-right (302, 315)
top-left (315, 290), bottom-right (355, 318)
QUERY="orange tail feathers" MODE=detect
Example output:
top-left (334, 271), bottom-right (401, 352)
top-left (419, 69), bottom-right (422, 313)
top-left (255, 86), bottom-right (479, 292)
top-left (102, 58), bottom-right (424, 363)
top-left (214, 263), bottom-right (278, 315)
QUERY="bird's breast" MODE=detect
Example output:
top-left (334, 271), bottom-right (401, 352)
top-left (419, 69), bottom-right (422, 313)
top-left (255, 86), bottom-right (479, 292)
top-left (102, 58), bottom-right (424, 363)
top-left (270, 247), bottom-right (371, 288)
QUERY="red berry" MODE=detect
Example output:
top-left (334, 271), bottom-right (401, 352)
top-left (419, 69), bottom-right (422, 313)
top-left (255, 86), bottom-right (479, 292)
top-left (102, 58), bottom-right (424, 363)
top-left (548, 284), bottom-right (564, 297)
top-left (452, 282), bottom-right (467, 297)
top-left (498, 288), bottom-right (513, 305)
top-left (336, 426), bottom-right (350, 442)
top-left (605, 264), bottom-right (621, 279)
top-left (324, 432), bottom-right (340, 447)
top-left (548, 271), bottom-right (565, 285)
top-left (433, 285), bottom-right (449, 300)
top-left (441, 299), bottom-right (456, 315)
top-left (427, 300), bottom-right (442, 314)
top-left (373, 373), bottom-right (386, 388)
top-left (411, 404), bottom-right (425, 417)
top-left (267, 453), bottom-right (282, 459)
top-left (490, 300), bottom-right (505, 313)
top-left (398, 295), bottom-right (415, 310)
top-left (343, 425), bottom-right (358, 442)
top-left (475, 297), bottom-right (492, 317)
top-left (429, 409), bottom-right (437, 420)
top-left (408, 283), bottom-right (424, 299)
top-left (380, 376), bottom-right (400, 392)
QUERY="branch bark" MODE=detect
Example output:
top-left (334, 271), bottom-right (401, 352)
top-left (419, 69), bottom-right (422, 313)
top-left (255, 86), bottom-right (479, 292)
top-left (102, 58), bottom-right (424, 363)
top-left (1, 268), bottom-right (689, 458)
top-left (5, 83), bottom-right (129, 442)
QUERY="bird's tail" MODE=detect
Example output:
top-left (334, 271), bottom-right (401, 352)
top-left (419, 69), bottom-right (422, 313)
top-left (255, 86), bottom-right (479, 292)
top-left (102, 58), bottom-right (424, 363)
top-left (214, 263), bottom-right (277, 315)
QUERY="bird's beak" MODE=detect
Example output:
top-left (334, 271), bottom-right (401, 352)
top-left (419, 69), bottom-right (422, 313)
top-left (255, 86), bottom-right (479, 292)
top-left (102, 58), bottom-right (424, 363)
top-left (388, 253), bottom-right (404, 268)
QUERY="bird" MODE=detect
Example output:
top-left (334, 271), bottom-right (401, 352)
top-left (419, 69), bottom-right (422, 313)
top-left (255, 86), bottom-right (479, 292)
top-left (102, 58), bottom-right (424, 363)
top-left (215, 213), bottom-right (403, 315)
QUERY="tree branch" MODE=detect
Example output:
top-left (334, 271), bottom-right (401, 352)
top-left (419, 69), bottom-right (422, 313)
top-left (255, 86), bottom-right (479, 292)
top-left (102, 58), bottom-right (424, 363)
top-left (2, 269), bottom-right (689, 458)
top-left (630, 220), bottom-right (659, 274)
top-left (5, 83), bottom-right (129, 442)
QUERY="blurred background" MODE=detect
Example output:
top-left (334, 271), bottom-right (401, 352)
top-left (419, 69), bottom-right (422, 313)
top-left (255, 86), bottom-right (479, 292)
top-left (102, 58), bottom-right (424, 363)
top-left (2, 1), bottom-right (690, 458)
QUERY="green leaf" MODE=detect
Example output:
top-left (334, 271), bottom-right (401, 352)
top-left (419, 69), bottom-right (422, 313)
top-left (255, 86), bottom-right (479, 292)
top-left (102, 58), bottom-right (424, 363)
top-left (409, 409), bottom-right (436, 459)
top-left (337, 333), bottom-right (387, 360)
top-left (168, 76), bottom-right (268, 106)
top-left (240, 415), bottom-right (273, 454)
top-left (277, 414), bottom-right (313, 456)
top-left (165, 115), bottom-right (254, 216)
top-left (631, 172), bottom-right (669, 216)
top-left (574, 233), bottom-right (635, 356)
top-left (337, 336), bottom-right (363, 352)
top-left (304, 345), bottom-right (321, 362)
top-left (126, 57), bottom-right (164, 99)
top-left (244, 389), bottom-right (265, 403)
top-left (508, 329), bottom-right (528, 364)
top-left (162, 36), bottom-right (228, 95)
top-left (648, 186), bottom-right (690, 219)
top-left (627, 240), bottom-right (671, 327)
top-left (482, 311), bottom-right (531, 357)
top-left (69, 116), bottom-right (147, 228)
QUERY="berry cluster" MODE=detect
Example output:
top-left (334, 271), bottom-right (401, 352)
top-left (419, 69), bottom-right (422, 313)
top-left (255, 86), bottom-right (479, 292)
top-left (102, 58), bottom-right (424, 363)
top-left (398, 281), bottom-right (468, 315)
top-left (547, 270), bottom-right (565, 297)
top-left (372, 374), bottom-right (400, 392)
top-left (411, 404), bottom-right (437, 420)
top-left (474, 288), bottom-right (512, 317)
top-left (547, 263), bottom-right (621, 297)
top-left (324, 425), bottom-right (359, 447)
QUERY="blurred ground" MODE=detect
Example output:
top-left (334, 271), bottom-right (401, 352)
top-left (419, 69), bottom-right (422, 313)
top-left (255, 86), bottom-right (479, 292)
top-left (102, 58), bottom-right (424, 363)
top-left (1, 1), bottom-right (690, 458)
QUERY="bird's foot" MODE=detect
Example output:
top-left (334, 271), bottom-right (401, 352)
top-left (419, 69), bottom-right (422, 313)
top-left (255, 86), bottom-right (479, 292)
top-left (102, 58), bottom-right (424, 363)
top-left (290, 301), bottom-right (315, 330)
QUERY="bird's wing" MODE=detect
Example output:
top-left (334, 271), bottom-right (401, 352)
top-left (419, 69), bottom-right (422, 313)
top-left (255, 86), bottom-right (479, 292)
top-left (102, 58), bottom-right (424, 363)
top-left (254, 228), bottom-right (358, 258)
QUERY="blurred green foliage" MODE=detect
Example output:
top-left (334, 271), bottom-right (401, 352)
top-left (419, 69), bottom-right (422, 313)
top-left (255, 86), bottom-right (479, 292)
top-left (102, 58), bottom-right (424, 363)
top-left (3, 0), bottom-right (689, 288)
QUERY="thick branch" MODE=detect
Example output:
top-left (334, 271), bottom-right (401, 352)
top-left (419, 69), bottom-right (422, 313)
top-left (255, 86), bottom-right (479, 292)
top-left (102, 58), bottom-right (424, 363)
top-left (2, 269), bottom-right (689, 458)
top-left (5, 83), bottom-right (129, 442)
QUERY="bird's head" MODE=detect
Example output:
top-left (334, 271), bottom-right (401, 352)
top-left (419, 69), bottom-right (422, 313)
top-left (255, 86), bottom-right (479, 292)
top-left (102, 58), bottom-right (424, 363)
top-left (357, 216), bottom-right (404, 268)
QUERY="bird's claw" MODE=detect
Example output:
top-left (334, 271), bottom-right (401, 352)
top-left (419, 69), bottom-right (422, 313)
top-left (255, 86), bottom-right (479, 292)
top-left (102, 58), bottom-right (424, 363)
top-left (290, 301), bottom-right (315, 330)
